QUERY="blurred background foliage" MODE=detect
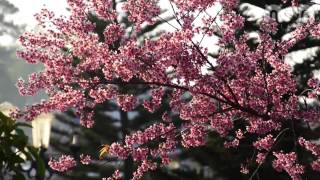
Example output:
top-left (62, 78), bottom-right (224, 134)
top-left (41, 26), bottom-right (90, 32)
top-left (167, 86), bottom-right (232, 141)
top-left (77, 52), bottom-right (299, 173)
top-left (0, 111), bottom-right (45, 180)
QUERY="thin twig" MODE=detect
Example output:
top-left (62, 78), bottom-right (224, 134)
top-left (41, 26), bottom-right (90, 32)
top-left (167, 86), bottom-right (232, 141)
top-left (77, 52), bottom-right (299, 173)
top-left (249, 128), bottom-right (290, 180)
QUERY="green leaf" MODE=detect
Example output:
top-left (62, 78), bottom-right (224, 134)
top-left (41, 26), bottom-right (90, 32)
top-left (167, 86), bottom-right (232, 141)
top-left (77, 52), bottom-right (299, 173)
top-left (15, 122), bottom-right (32, 128)
top-left (21, 149), bottom-right (33, 161)
top-left (15, 128), bottom-right (26, 136)
top-left (12, 155), bottom-right (25, 164)
top-left (0, 111), bottom-right (12, 122)
top-left (25, 146), bottom-right (46, 178)
top-left (0, 112), bottom-right (46, 179)
top-left (12, 171), bottom-right (25, 180)
top-left (12, 134), bottom-right (28, 149)
top-left (27, 146), bottom-right (39, 159)
top-left (0, 111), bottom-right (15, 133)
top-left (36, 158), bottom-right (46, 178)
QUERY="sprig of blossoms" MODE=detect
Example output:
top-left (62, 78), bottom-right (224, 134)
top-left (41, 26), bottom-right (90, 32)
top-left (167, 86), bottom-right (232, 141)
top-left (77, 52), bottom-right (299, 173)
top-left (253, 134), bottom-right (275, 151)
top-left (298, 137), bottom-right (320, 171)
top-left (103, 170), bottom-right (121, 180)
top-left (48, 155), bottom-right (76, 172)
top-left (272, 152), bottom-right (304, 180)
top-left (80, 154), bottom-right (92, 165)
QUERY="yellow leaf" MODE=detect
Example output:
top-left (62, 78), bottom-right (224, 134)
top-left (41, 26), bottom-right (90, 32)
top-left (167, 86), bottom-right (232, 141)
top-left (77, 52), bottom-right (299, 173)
top-left (99, 144), bottom-right (110, 160)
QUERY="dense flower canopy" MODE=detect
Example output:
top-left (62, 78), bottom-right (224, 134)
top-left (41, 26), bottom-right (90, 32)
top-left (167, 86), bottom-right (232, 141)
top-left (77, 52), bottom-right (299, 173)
top-left (15, 0), bottom-right (320, 179)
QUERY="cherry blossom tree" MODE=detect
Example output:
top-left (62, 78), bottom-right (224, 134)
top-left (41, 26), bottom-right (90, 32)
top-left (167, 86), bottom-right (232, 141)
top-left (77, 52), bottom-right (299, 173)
top-left (48, 3), bottom-right (178, 180)
top-left (14, 0), bottom-right (320, 179)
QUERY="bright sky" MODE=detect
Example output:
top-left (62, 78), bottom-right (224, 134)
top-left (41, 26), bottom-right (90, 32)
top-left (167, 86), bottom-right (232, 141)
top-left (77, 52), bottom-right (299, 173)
top-left (5, 0), bottom-right (220, 50)
top-left (8, 0), bottom-right (68, 28)
top-left (0, 0), bottom-right (68, 45)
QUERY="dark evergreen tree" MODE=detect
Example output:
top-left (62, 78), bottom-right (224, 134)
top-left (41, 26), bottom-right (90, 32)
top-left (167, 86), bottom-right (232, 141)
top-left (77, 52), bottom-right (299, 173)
top-left (0, 0), bottom-right (21, 37)
top-left (239, 0), bottom-right (320, 92)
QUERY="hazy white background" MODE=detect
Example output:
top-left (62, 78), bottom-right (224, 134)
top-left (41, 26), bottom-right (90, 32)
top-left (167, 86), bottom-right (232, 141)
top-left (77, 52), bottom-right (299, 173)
top-left (9, 0), bottom-right (68, 27)
top-left (0, 0), bottom-right (68, 107)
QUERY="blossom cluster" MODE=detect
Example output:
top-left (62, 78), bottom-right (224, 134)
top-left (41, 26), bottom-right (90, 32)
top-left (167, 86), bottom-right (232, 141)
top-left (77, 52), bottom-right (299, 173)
top-left (48, 155), bottom-right (76, 172)
top-left (48, 154), bottom-right (92, 172)
top-left (253, 134), bottom-right (275, 151)
top-left (298, 137), bottom-right (320, 172)
top-left (103, 170), bottom-right (121, 180)
top-left (272, 152), bottom-right (304, 180)
top-left (16, 0), bottom-right (320, 179)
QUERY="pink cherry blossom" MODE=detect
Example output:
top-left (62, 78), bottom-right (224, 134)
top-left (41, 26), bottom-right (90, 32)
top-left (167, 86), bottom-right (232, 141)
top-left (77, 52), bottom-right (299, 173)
top-left (132, 160), bottom-right (157, 180)
top-left (253, 134), bottom-right (275, 151)
top-left (311, 159), bottom-right (320, 172)
top-left (272, 152), bottom-right (304, 180)
top-left (298, 137), bottom-right (320, 157)
top-left (116, 95), bottom-right (137, 111)
top-left (240, 164), bottom-right (249, 174)
top-left (48, 155), bottom-right (76, 172)
top-left (80, 154), bottom-right (92, 165)
top-left (256, 152), bottom-right (267, 164)
top-left (103, 170), bottom-right (121, 180)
